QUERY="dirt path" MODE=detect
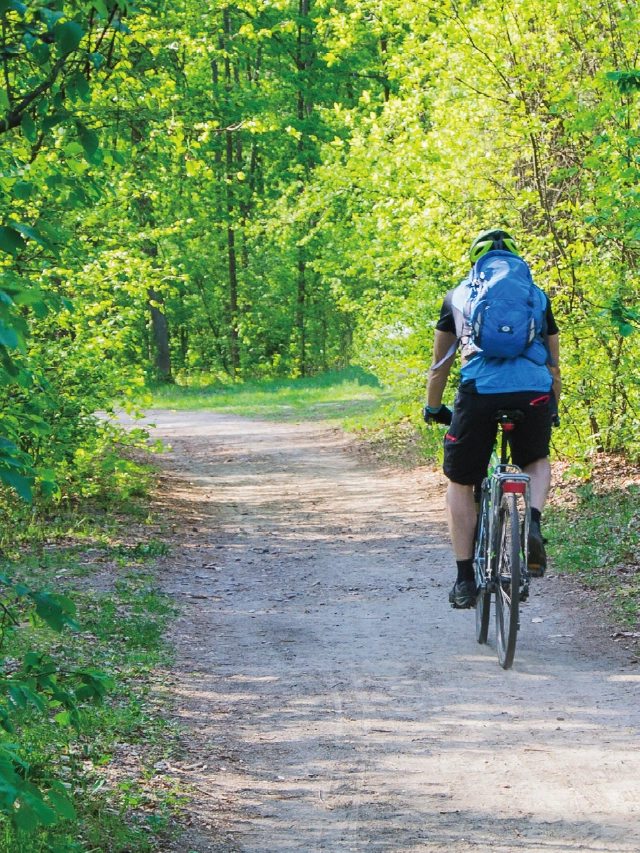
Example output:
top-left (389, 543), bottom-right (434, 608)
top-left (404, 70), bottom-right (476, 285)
top-left (139, 411), bottom-right (640, 853)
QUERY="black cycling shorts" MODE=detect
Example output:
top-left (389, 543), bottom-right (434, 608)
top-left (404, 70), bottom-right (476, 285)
top-left (443, 389), bottom-right (553, 486)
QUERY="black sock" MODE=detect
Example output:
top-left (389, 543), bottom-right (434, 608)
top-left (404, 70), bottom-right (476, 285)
top-left (456, 558), bottom-right (475, 584)
top-left (531, 507), bottom-right (542, 526)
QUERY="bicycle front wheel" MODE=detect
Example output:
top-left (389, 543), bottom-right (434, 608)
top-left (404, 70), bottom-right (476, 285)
top-left (495, 493), bottom-right (521, 669)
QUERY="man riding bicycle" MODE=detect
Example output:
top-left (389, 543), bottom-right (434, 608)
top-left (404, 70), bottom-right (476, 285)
top-left (424, 229), bottom-right (561, 609)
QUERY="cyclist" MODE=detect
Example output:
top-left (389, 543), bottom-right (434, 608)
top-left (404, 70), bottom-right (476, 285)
top-left (424, 229), bottom-right (561, 609)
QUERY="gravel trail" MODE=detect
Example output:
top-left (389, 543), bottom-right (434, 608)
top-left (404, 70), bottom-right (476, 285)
top-left (139, 411), bottom-right (640, 853)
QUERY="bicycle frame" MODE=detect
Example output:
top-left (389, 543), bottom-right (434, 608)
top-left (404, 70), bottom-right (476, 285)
top-left (477, 462), bottom-right (531, 593)
top-left (487, 466), bottom-right (531, 585)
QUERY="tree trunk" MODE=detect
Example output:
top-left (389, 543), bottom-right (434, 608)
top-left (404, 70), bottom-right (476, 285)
top-left (227, 221), bottom-right (240, 376)
top-left (224, 7), bottom-right (240, 377)
top-left (295, 0), bottom-right (312, 377)
top-left (148, 287), bottom-right (172, 380)
top-left (297, 254), bottom-right (306, 376)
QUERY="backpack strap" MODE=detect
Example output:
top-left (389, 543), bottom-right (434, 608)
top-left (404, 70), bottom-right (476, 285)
top-left (431, 340), bottom-right (458, 370)
top-left (540, 291), bottom-right (555, 367)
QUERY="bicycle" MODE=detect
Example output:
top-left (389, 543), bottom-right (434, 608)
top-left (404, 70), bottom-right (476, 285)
top-left (474, 409), bottom-right (531, 669)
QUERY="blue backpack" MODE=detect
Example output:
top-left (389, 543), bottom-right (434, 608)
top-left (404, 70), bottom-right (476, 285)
top-left (465, 250), bottom-right (546, 361)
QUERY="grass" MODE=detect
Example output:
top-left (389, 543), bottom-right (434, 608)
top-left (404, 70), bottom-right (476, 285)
top-left (150, 366), bottom-right (389, 421)
top-left (150, 366), bottom-right (448, 466)
top-left (546, 484), bottom-right (640, 627)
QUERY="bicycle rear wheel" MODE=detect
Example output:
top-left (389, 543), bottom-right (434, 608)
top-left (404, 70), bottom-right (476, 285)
top-left (475, 491), bottom-right (491, 644)
top-left (495, 493), bottom-right (520, 669)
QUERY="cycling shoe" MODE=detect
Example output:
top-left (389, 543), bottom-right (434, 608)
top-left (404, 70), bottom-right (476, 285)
top-left (449, 580), bottom-right (478, 609)
top-left (528, 521), bottom-right (547, 577)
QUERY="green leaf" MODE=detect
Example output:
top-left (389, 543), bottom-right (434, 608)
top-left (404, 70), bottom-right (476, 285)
top-left (19, 686), bottom-right (46, 713)
top-left (89, 51), bottom-right (105, 69)
top-left (0, 321), bottom-right (19, 349)
top-left (54, 21), bottom-right (84, 56)
top-left (607, 70), bottom-right (640, 94)
top-left (12, 181), bottom-right (33, 200)
top-left (0, 88), bottom-right (9, 111)
top-left (75, 122), bottom-right (99, 157)
top-left (0, 707), bottom-right (14, 734)
top-left (42, 112), bottom-right (68, 132)
top-left (20, 784), bottom-right (57, 826)
top-left (40, 7), bottom-right (64, 27)
top-left (40, 479), bottom-right (59, 497)
top-left (51, 593), bottom-right (76, 617)
top-left (91, 0), bottom-right (109, 16)
top-left (12, 223), bottom-right (56, 255)
top-left (12, 287), bottom-right (43, 307)
top-left (64, 141), bottom-right (83, 157)
top-left (20, 112), bottom-right (37, 143)
top-left (22, 652), bottom-right (41, 671)
top-left (0, 227), bottom-right (26, 258)
top-left (31, 592), bottom-right (79, 632)
top-left (31, 41), bottom-right (51, 66)
top-left (76, 670), bottom-right (114, 703)
top-left (12, 802), bottom-right (39, 832)
top-left (0, 471), bottom-right (32, 502)
top-left (47, 790), bottom-right (75, 820)
top-left (68, 71), bottom-right (91, 102)
top-left (53, 710), bottom-right (71, 726)
top-left (8, 687), bottom-right (26, 709)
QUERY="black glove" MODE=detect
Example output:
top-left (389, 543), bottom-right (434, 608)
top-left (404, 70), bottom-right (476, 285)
top-left (552, 414), bottom-right (560, 428)
top-left (423, 405), bottom-right (453, 426)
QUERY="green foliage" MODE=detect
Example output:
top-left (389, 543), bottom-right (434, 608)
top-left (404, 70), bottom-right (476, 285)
top-left (0, 0), bottom-right (148, 510)
top-left (0, 576), bottom-right (111, 835)
top-left (3, 0), bottom-right (640, 489)
top-left (0, 542), bottom-right (178, 853)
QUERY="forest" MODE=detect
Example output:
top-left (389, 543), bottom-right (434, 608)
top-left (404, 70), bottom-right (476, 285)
top-left (2, 0), bottom-right (640, 513)
top-left (0, 0), bottom-right (639, 846)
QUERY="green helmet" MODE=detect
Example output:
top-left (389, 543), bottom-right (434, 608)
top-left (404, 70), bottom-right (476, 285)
top-left (469, 228), bottom-right (518, 264)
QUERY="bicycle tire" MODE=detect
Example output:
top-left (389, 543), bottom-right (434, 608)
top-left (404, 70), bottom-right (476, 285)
top-left (495, 492), bottom-right (520, 669)
top-left (476, 586), bottom-right (491, 644)
top-left (475, 492), bottom-right (491, 644)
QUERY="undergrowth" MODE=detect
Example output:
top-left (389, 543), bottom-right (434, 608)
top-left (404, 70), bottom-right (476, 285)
top-left (547, 483), bottom-right (640, 628)
top-left (0, 540), bottom-right (180, 852)
top-left (0, 422), bottom-right (184, 853)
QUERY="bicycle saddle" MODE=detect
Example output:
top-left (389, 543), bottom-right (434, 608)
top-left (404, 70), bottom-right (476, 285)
top-left (493, 408), bottom-right (525, 425)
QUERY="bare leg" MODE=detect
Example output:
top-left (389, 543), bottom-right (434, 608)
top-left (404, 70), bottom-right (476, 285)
top-left (446, 481), bottom-right (477, 560)
top-left (522, 457), bottom-right (551, 512)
